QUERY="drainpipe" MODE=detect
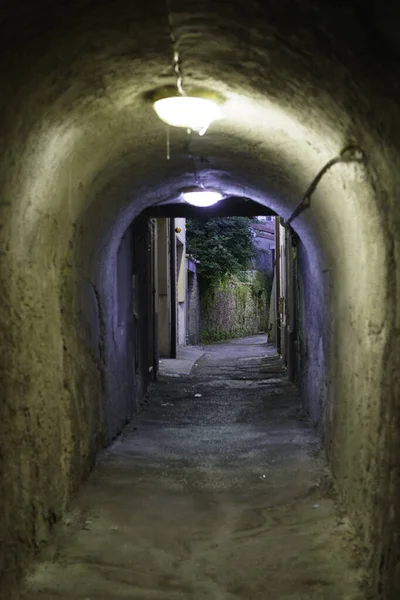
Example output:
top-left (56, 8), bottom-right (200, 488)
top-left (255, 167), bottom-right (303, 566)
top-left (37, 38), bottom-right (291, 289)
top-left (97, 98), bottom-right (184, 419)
top-left (286, 227), bottom-right (295, 380)
top-left (169, 218), bottom-right (177, 358)
top-left (152, 219), bottom-right (159, 376)
top-left (275, 217), bottom-right (281, 355)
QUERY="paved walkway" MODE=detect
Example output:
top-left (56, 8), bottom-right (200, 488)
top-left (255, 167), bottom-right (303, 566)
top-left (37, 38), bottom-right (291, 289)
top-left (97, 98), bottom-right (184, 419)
top-left (19, 336), bottom-right (365, 599)
top-left (158, 346), bottom-right (204, 377)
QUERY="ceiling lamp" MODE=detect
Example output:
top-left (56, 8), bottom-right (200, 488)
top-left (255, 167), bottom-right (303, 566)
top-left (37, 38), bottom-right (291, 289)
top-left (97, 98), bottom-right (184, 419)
top-left (152, 87), bottom-right (223, 136)
top-left (181, 189), bottom-right (223, 207)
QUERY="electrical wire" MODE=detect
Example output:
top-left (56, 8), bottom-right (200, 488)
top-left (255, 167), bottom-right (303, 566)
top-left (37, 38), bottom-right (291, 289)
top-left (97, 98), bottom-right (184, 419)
top-left (166, 0), bottom-right (185, 96)
top-left (166, 126), bottom-right (171, 160)
top-left (165, 0), bottom-right (185, 160)
top-left (165, 0), bottom-right (204, 185)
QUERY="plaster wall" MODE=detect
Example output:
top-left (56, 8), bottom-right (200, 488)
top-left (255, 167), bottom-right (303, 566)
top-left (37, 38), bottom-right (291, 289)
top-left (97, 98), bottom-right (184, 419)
top-left (253, 235), bottom-right (274, 271)
top-left (176, 218), bottom-right (187, 346)
top-left (187, 264), bottom-right (201, 345)
top-left (110, 226), bottom-right (136, 438)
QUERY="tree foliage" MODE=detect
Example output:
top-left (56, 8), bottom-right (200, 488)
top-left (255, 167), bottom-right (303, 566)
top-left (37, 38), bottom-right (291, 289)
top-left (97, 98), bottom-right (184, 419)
top-left (186, 217), bottom-right (257, 286)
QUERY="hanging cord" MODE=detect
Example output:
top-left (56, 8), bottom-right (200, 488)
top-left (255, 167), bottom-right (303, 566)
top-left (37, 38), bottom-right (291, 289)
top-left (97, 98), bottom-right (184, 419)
top-left (165, 0), bottom-right (186, 160)
top-left (166, 0), bottom-right (185, 96)
top-left (184, 131), bottom-right (203, 187)
top-left (190, 154), bottom-right (201, 186)
top-left (165, 0), bottom-right (203, 180)
top-left (285, 144), bottom-right (365, 226)
top-left (166, 125), bottom-right (171, 160)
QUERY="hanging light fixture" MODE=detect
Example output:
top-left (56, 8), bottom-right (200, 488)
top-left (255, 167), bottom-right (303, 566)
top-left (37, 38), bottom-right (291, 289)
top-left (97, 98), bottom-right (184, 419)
top-left (181, 187), bottom-right (223, 207)
top-left (152, 87), bottom-right (223, 136)
top-left (154, 4), bottom-right (224, 138)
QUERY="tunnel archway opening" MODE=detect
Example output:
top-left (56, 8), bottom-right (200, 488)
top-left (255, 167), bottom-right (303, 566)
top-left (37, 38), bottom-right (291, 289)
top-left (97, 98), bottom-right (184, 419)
top-left (65, 148), bottom-right (387, 597)
top-left (89, 145), bottom-right (369, 447)
top-left (103, 190), bottom-right (282, 441)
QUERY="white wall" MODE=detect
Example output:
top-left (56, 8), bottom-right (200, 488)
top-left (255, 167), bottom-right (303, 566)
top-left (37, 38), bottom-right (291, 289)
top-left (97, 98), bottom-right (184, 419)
top-left (175, 218), bottom-right (187, 346)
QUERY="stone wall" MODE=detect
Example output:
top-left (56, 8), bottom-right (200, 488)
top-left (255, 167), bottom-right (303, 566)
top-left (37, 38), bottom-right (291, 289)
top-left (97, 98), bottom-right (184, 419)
top-left (200, 272), bottom-right (269, 343)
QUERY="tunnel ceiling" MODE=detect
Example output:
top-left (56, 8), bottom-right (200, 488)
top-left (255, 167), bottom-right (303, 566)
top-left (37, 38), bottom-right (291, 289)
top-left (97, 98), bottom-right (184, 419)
top-left (0, 0), bottom-right (400, 278)
top-left (2, 0), bottom-right (400, 227)
top-left (144, 196), bottom-right (276, 218)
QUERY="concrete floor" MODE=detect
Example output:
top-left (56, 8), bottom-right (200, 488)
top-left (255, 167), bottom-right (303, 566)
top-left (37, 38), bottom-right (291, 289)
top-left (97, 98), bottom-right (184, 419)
top-left (19, 336), bottom-right (366, 599)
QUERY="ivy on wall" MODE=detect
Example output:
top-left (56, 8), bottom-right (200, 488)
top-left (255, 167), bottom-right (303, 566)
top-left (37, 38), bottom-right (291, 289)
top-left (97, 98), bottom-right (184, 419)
top-left (186, 217), bottom-right (257, 286)
top-left (199, 273), bottom-right (267, 343)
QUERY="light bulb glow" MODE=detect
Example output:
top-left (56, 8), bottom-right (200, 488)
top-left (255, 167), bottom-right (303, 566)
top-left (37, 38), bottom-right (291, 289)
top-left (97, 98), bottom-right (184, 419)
top-left (153, 96), bottom-right (221, 134)
top-left (182, 190), bottom-right (223, 207)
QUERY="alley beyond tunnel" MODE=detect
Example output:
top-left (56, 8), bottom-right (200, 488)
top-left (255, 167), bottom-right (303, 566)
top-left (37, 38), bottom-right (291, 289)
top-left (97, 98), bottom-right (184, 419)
top-left (20, 336), bottom-right (364, 599)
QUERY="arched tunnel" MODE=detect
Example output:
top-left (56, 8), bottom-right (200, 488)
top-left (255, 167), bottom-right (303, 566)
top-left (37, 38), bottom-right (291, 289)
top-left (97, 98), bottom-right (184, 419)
top-left (1, 1), bottom-right (400, 598)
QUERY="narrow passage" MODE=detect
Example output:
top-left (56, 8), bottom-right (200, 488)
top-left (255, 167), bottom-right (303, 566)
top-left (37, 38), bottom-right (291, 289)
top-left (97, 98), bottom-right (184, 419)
top-left (21, 336), bottom-right (364, 599)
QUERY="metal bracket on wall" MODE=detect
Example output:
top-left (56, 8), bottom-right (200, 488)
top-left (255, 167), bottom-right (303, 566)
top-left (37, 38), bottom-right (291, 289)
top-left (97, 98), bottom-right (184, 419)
top-left (284, 144), bottom-right (365, 227)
